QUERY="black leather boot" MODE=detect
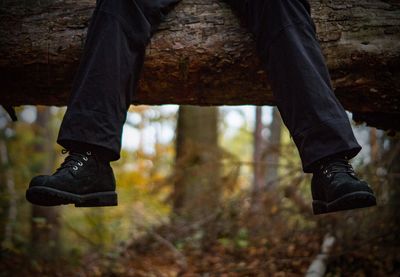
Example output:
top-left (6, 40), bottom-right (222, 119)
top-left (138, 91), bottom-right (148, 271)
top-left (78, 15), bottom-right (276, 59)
top-left (26, 149), bottom-right (117, 207)
top-left (311, 158), bottom-right (376, 215)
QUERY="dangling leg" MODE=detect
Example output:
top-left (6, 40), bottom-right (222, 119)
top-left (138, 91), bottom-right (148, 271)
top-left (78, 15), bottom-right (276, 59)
top-left (225, 0), bottom-right (376, 214)
top-left (27, 0), bottom-right (180, 207)
top-left (58, 0), bottom-right (180, 161)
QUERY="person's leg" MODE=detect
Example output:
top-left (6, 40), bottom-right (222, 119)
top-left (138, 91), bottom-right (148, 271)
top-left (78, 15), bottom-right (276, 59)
top-left (58, 0), bottom-right (180, 161)
top-left (227, 0), bottom-right (360, 172)
top-left (27, 0), bottom-right (180, 207)
top-left (225, 0), bottom-right (376, 213)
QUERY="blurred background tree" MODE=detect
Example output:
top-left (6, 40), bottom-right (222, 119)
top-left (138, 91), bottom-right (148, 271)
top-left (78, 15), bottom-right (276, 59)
top-left (173, 106), bottom-right (221, 245)
top-left (30, 107), bottom-right (60, 260)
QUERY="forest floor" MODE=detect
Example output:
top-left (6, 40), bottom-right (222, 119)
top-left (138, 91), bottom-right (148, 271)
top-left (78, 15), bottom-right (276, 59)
top-left (1, 221), bottom-right (399, 277)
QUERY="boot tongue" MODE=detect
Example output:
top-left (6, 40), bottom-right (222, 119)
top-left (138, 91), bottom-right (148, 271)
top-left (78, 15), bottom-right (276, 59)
top-left (63, 153), bottom-right (82, 166)
top-left (322, 158), bottom-right (358, 179)
top-left (326, 159), bottom-right (349, 170)
top-left (54, 151), bottom-right (86, 174)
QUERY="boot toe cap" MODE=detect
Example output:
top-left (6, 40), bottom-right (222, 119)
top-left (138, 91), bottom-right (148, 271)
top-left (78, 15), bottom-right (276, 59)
top-left (29, 175), bottom-right (48, 188)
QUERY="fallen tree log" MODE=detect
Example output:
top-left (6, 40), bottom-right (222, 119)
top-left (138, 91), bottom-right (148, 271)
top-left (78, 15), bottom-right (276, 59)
top-left (0, 0), bottom-right (399, 130)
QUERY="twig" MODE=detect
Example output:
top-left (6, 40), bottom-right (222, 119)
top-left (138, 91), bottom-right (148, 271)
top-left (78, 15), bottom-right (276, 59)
top-left (306, 234), bottom-right (336, 277)
top-left (148, 230), bottom-right (188, 272)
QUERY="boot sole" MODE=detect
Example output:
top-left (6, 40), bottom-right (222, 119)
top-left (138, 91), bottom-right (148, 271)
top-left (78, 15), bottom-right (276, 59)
top-left (26, 186), bottom-right (118, 207)
top-left (312, 191), bottom-right (376, 215)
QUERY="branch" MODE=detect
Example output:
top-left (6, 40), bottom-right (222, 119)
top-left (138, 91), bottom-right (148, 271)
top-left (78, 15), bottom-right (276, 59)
top-left (306, 234), bottom-right (336, 277)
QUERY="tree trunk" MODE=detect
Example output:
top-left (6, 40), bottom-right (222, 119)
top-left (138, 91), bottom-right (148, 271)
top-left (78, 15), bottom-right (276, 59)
top-left (1, 0), bottom-right (399, 130)
top-left (369, 128), bottom-right (380, 163)
top-left (30, 106), bottom-right (60, 259)
top-left (252, 107), bottom-right (264, 190)
top-left (251, 106), bottom-right (264, 212)
top-left (0, 139), bottom-right (17, 249)
top-left (173, 106), bottom-right (220, 227)
top-left (386, 138), bottom-right (400, 232)
top-left (264, 107), bottom-right (282, 190)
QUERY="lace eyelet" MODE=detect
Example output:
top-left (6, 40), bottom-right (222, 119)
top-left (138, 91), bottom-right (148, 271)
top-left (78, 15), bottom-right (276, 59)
top-left (83, 156), bottom-right (88, 161)
top-left (86, 151), bottom-right (92, 156)
top-left (327, 173), bottom-right (332, 178)
top-left (323, 170), bottom-right (328, 174)
top-left (78, 162), bottom-right (83, 166)
top-left (73, 166), bottom-right (78, 171)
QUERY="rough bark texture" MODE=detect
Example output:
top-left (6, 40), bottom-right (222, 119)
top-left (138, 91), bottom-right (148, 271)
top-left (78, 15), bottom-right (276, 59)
top-left (0, 0), bottom-right (399, 130)
top-left (174, 106), bottom-right (220, 221)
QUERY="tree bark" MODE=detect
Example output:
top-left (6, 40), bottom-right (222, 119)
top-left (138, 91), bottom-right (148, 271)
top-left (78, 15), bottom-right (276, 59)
top-left (0, 139), bottom-right (17, 249)
top-left (0, 0), bottom-right (399, 130)
top-left (264, 107), bottom-right (282, 190)
top-left (173, 106), bottom-right (221, 234)
top-left (369, 128), bottom-right (379, 163)
top-left (252, 107), bottom-right (264, 191)
top-left (30, 106), bottom-right (60, 259)
top-left (251, 106), bottom-right (264, 213)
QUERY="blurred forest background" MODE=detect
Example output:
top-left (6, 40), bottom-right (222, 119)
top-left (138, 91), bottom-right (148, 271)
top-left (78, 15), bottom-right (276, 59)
top-left (0, 104), bottom-right (399, 276)
top-left (1, 0), bottom-right (400, 276)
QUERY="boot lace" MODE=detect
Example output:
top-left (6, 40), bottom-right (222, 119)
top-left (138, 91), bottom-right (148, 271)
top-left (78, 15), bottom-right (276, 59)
top-left (320, 159), bottom-right (356, 178)
top-left (56, 149), bottom-right (92, 172)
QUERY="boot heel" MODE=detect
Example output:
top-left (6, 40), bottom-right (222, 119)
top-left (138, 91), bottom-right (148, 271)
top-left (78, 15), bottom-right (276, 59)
top-left (76, 192), bottom-right (118, 207)
top-left (312, 200), bottom-right (327, 215)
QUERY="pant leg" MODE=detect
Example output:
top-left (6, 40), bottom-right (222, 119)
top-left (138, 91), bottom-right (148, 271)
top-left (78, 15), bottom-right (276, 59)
top-left (225, 0), bottom-right (361, 173)
top-left (57, 0), bottom-right (180, 161)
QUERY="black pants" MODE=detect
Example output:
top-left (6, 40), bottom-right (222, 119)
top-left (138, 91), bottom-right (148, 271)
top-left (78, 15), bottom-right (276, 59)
top-left (57, 0), bottom-right (361, 173)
